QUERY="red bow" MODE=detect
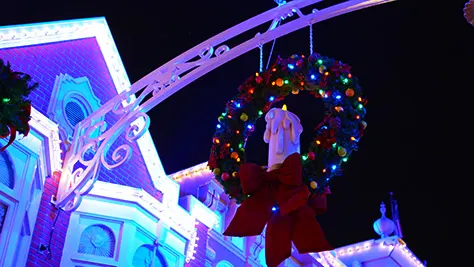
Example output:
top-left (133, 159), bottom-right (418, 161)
top-left (223, 153), bottom-right (332, 267)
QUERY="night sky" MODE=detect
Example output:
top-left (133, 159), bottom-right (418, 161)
top-left (2, 0), bottom-right (468, 266)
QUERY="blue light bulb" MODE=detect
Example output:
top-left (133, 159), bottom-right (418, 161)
top-left (269, 96), bottom-right (275, 101)
top-left (272, 207), bottom-right (277, 211)
top-left (217, 124), bottom-right (221, 129)
top-left (335, 95), bottom-right (341, 99)
top-left (235, 102), bottom-right (241, 108)
top-left (274, 0), bottom-right (286, 6)
top-left (288, 64), bottom-right (295, 70)
top-left (247, 125), bottom-right (253, 129)
top-left (310, 74), bottom-right (316, 80)
top-left (331, 165), bottom-right (337, 170)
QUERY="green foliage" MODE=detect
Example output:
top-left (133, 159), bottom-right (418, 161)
top-left (0, 59), bottom-right (38, 137)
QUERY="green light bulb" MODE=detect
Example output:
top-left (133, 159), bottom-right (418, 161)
top-left (284, 80), bottom-right (289, 84)
top-left (302, 155), bottom-right (308, 161)
top-left (2, 98), bottom-right (10, 103)
top-left (258, 110), bottom-right (263, 116)
top-left (317, 59), bottom-right (323, 64)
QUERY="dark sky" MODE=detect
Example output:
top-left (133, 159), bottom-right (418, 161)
top-left (2, 0), bottom-right (468, 265)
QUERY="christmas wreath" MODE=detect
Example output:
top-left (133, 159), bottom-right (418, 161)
top-left (208, 53), bottom-right (367, 203)
top-left (0, 59), bottom-right (38, 151)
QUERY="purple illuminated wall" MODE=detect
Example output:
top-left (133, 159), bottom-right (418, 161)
top-left (0, 38), bottom-right (161, 266)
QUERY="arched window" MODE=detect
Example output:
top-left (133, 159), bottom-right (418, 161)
top-left (132, 244), bottom-right (168, 267)
top-left (216, 260), bottom-right (234, 267)
top-left (0, 152), bottom-right (15, 234)
top-left (78, 224), bottom-right (116, 257)
top-left (47, 74), bottom-right (102, 142)
top-left (0, 152), bottom-right (15, 189)
top-left (64, 100), bottom-right (87, 127)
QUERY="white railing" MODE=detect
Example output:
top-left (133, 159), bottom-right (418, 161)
top-left (52, 0), bottom-right (395, 211)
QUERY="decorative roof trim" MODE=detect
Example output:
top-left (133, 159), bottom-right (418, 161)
top-left (0, 18), bottom-right (169, 199)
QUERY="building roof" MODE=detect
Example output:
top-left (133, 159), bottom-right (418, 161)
top-left (0, 17), bottom-right (172, 198)
top-left (336, 236), bottom-right (424, 267)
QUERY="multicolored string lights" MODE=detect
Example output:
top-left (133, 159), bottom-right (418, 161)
top-left (208, 53), bottom-right (367, 203)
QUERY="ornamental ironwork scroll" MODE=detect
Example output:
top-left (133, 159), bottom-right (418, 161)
top-left (52, 0), bottom-right (395, 211)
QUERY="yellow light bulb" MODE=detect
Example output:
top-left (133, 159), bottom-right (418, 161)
top-left (282, 104), bottom-right (288, 111)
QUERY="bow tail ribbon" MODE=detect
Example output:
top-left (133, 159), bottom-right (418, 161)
top-left (223, 185), bottom-right (275, 237)
top-left (0, 124), bottom-right (17, 152)
top-left (267, 183), bottom-right (332, 266)
top-left (224, 163), bottom-right (275, 237)
top-left (266, 206), bottom-right (332, 267)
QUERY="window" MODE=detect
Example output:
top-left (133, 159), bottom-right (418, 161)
top-left (65, 101), bottom-right (87, 127)
top-left (0, 139), bottom-right (44, 267)
top-left (0, 151), bottom-right (15, 236)
top-left (78, 224), bottom-right (116, 258)
top-left (47, 74), bottom-right (102, 142)
top-left (0, 152), bottom-right (14, 189)
top-left (0, 152), bottom-right (14, 234)
top-left (133, 244), bottom-right (168, 267)
top-left (61, 188), bottom-right (186, 267)
top-left (216, 260), bottom-right (234, 267)
top-left (0, 203), bottom-right (7, 234)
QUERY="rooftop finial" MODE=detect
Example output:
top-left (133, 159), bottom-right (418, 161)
top-left (373, 201), bottom-right (395, 238)
top-left (380, 202), bottom-right (387, 217)
top-left (390, 192), bottom-right (403, 238)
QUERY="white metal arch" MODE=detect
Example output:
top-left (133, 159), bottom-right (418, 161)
top-left (53, 0), bottom-right (395, 211)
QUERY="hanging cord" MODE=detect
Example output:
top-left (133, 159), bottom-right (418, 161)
top-left (259, 44), bottom-right (264, 73)
top-left (46, 208), bottom-right (61, 259)
top-left (265, 20), bottom-right (282, 70)
top-left (309, 22), bottom-right (314, 55)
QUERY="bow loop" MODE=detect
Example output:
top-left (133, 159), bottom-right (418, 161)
top-left (271, 153), bottom-right (302, 186)
top-left (272, 153), bottom-right (309, 215)
top-left (239, 162), bottom-right (266, 195)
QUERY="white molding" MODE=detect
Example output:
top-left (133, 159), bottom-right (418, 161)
top-left (0, 106), bottom-right (62, 180)
top-left (335, 236), bottom-right (424, 267)
top-left (28, 107), bottom-right (63, 175)
top-left (83, 181), bottom-right (195, 240)
top-left (179, 195), bottom-right (219, 230)
top-left (62, 181), bottom-right (189, 266)
top-left (47, 74), bottom-right (102, 142)
top-left (0, 108), bottom-right (58, 267)
top-left (208, 230), bottom-right (246, 262)
top-left (0, 17), bottom-right (169, 200)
